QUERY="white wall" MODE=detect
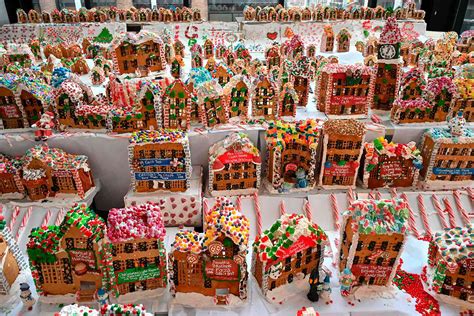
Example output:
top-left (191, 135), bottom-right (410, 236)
top-left (0, 0), bottom-right (10, 25)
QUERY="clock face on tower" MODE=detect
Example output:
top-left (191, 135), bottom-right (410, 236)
top-left (378, 44), bottom-right (397, 60)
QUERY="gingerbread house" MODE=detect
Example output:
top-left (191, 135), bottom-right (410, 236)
top-left (316, 64), bottom-right (374, 118)
top-left (0, 154), bottom-right (24, 199)
top-left (290, 56), bottom-right (313, 108)
top-left (336, 29), bottom-right (351, 53)
top-left (107, 203), bottom-right (167, 301)
top-left (319, 119), bottom-right (366, 188)
top-left (419, 114), bottom-right (474, 189)
top-left (360, 138), bottom-right (423, 189)
top-left (363, 37), bottom-right (378, 57)
top-left (128, 130), bottom-right (191, 193)
top-left (223, 75), bottom-right (251, 121)
top-left (320, 24), bottom-right (334, 53)
top-left (252, 75), bottom-right (278, 120)
top-left (169, 197), bottom-right (249, 305)
top-left (174, 40), bottom-right (185, 58)
top-left (4, 44), bottom-right (34, 69)
top-left (111, 31), bottom-right (165, 75)
top-left (422, 76), bottom-right (459, 123)
top-left (0, 212), bottom-right (28, 295)
top-left (424, 224), bottom-right (474, 308)
top-left (162, 79), bottom-right (192, 131)
top-left (373, 17), bottom-right (403, 111)
top-left (196, 78), bottom-right (228, 128)
top-left (456, 30), bottom-right (474, 53)
top-left (209, 132), bottom-right (261, 196)
top-left (450, 64), bottom-right (474, 122)
top-left (74, 94), bottom-right (110, 130)
top-left (0, 74), bottom-right (27, 129)
top-left (252, 213), bottom-right (328, 299)
top-left (266, 45), bottom-right (281, 69)
top-left (339, 199), bottom-right (408, 290)
top-left (22, 145), bottom-right (94, 201)
top-left (279, 82), bottom-right (298, 118)
top-left (213, 63), bottom-right (234, 87)
top-left (170, 56), bottom-right (184, 79)
top-left (203, 39), bottom-right (214, 59)
top-left (27, 204), bottom-right (112, 302)
top-left (266, 120), bottom-right (321, 193)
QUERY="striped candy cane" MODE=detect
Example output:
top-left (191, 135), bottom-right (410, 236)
top-left (442, 198), bottom-right (457, 228)
top-left (375, 191), bottom-right (382, 200)
top-left (417, 194), bottom-right (432, 237)
top-left (466, 187), bottom-right (474, 202)
top-left (401, 193), bottom-right (420, 238)
top-left (42, 209), bottom-right (52, 227)
top-left (390, 187), bottom-right (398, 199)
top-left (279, 200), bottom-right (286, 216)
top-left (253, 192), bottom-right (262, 236)
top-left (55, 208), bottom-right (66, 226)
top-left (330, 193), bottom-right (340, 231)
top-left (304, 199), bottom-right (312, 222)
top-left (453, 190), bottom-right (470, 225)
top-left (368, 191), bottom-right (376, 200)
top-left (431, 195), bottom-right (448, 229)
top-left (347, 187), bottom-right (355, 206)
top-left (8, 206), bottom-right (20, 231)
top-left (236, 195), bottom-right (242, 212)
top-left (16, 207), bottom-right (32, 240)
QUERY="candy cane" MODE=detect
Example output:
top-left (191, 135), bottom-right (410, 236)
top-left (8, 206), bottom-right (20, 231)
top-left (253, 192), bottom-right (262, 236)
top-left (279, 200), bottom-right (286, 216)
top-left (42, 209), bottom-right (51, 227)
top-left (368, 191), bottom-right (375, 200)
top-left (431, 195), bottom-right (448, 229)
top-left (417, 194), bottom-right (432, 237)
top-left (347, 187), bottom-right (355, 206)
top-left (401, 193), bottom-right (420, 238)
top-left (16, 207), bottom-right (32, 240)
top-left (466, 187), bottom-right (474, 202)
top-left (442, 198), bottom-right (457, 228)
top-left (330, 193), bottom-right (340, 231)
top-left (390, 188), bottom-right (398, 199)
top-left (371, 113), bottom-right (382, 124)
top-left (236, 195), bottom-right (242, 212)
top-left (375, 191), bottom-right (382, 200)
top-left (55, 208), bottom-right (66, 226)
top-left (304, 199), bottom-right (312, 222)
top-left (453, 190), bottom-right (470, 225)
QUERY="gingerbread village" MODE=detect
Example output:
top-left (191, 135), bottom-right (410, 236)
top-left (0, 1), bottom-right (473, 315)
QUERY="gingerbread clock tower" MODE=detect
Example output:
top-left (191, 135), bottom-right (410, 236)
top-left (372, 17), bottom-right (403, 111)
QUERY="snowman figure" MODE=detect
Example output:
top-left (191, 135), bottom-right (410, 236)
top-left (339, 268), bottom-right (355, 297)
top-left (19, 283), bottom-right (36, 311)
top-left (449, 111), bottom-right (466, 137)
top-left (32, 111), bottom-right (55, 141)
top-left (95, 288), bottom-right (109, 309)
top-left (320, 274), bottom-right (332, 304)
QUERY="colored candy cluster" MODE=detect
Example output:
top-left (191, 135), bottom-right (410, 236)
top-left (129, 129), bottom-right (187, 144)
top-left (393, 98), bottom-right (432, 110)
top-left (24, 144), bottom-right (90, 170)
top-left (427, 126), bottom-right (474, 140)
top-left (364, 138), bottom-right (423, 171)
top-left (107, 202), bottom-right (166, 243)
top-left (253, 213), bottom-right (328, 262)
top-left (0, 154), bottom-right (22, 174)
top-left (56, 304), bottom-right (99, 316)
top-left (423, 76), bottom-right (459, 101)
top-left (379, 17), bottom-right (402, 44)
top-left (432, 224), bottom-right (474, 266)
top-left (266, 119), bottom-right (321, 151)
top-left (345, 199), bottom-right (409, 234)
top-left (100, 303), bottom-right (150, 315)
top-left (172, 230), bottom-right (203, 254)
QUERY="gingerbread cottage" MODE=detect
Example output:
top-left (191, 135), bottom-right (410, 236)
top-left (422, 76), bottom-right (459, 123)
top-left (266, 45), bottom-right (281, 69)
top-left (290, 56), bottom-right (313, 108)
top-left (321, 25), bottom-right (334, 53)
top-left (128, 130), bottom-right (192, 193)
top-left (279, 82), bottom-right (298, 118)
top-left (196, 78), bottom-right (228, 128)
top-left (339, 199), bottom-right (408, 290)
top-left (419, 113), bottom-right (474, 189)
top-left (209, 132), bottom-right (261, 196)
top-left (111, 31), bottom-right (165, 75)
top-left (336, 28), bottom-right (351, 53)
top-left (424, 224), bottom-right (474, 308)
top-left (107, 203), bottom-right (167, 301)
top-left (0, 73), bottom-right (27, 129)
top-left (27, 204), bottom-right (112, 302)
top-left (252, 213), bottom-right (328, 299)
top-left (316, 64), bottom-right (374, 118)
top-left (0, 154), bottom-right (25, 199)
top-left (169, 197), bottom-right (250, 305)
top-left (266, 120), bottom-right (321, 193)
top-left (252, 75), bottom-right (278, 120)
top-left (223, 75), bottom-right (251, 121)
top-left (22, 145), bottom-right (94, 201)
top-left (319, 119), bottom-right (366, 188)
top-left (360, 138), bottom-right (423, 189)
top-left (162, 78), bottom-right (193, 131)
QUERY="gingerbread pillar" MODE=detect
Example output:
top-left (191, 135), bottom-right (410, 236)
top-left (117, 0), bottom-right (134, 9)
top-left (39, 0), bottom-right (56, 12)
top-left (192, 0), bottom-right (208, 21)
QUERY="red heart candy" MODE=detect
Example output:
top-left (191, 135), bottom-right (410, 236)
top-left (267, 32), bottom-right (278, 40)
top-left (181, 198), bottom-right (186, 203)
top-left (172, 203), bottom-right (177, 209)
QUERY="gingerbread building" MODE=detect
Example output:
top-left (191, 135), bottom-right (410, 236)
top-left (209, 132), bottom-right (261, 196)
top-left (320, 25), bottom-right (334, 53)
top-left (266, 45), bottom-right (281, 68)
top-left (111, 31), bottom-right (165, 75)
top-left (316, 64), bottom-right (374, 118)
top-left (223, 75), bottom-right (251, 120)
top-left (451, 64), bottom-right (474, 122)
top-left (22, 145), bottom-right (94, 201)
top-left (319, 119), bottom-right (366, 188)
top-left (128, 130), bottom-right (191, 193)
top-left (336, 28), bottom-right (351, 53)
top-left (0, 154), bottom-right (24, 199)
top-left (339, 199), bottom-right (408, 289)
top-left (252, 213), bottom-right (328, 298)
top-left (361, 138), bottom-right (423, 189)
top-left (27, 204), bottom-right (112, 302)
top-left (279, 82), bottom-right (298, 118)
top-left (169, 197), bottom-right (249, 305)
top-left (456, 30), bottom-right (474, 53)
top-left (424, 224), bottom-right (474, 308)
top-left (0, 212), bottom-right (28, 295)
top-left (372, 17), bottom-right (403, 111)
top-left (0, 74), bottom-right (27, 129)
top-left (419, 114), bottom-right (474, 189)
top-left (107, 203), bottom-right (167, 301)
top-left (252, 75), bottom-right (278, 120)
top-left (213, 63), bottom-right (234, 87)
top-left (266, 120), bottom-right (320, 193)
top-left (290, 56), bottom-right (313, 108)
top-left (196, 79), bottom-right (228, 128)
top-left (422, 76), bottom-right (459, 123)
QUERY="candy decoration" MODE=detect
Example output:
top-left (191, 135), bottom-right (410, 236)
top-left (236, 195), bottom-right (242, 212)
top-left (347, 187), bottom-right (355, 206)
top-left (368, 191), bottom-right (375, 200)
top-left (467, 187), bottom-right (474, 201)
top-left (208, 241), bottom-right (223, 256)
top-left (330, 193), bottom-right (340, 231)
top-left (401, 193), bottom-right (420, 238)
top-left (8, 206), bottom-right (20, 231)
top-left (453, 190), bottom-right (470, 225)
top-left (375, 191), bottom-right (382, 200)
top-left (431, 195), bottom-right (448, 229)
top-left (304, 199), bottom-right (312, 222)
top-left (187, 253), bottom-right (199, 264)
top-left (16, 207), bottom-right (32, 240)
top-left (42, 210), bottom-right (51, 227)
top-left (279, 200), bottom-right (286, 216)
top-left (55, 208), bottom-right (66, 226)
top-left (442, 198), bottom-right (457, 228)
top-left (390, 187), bottom-right (398, 199)
top-left (253, 192), bottom-right (262, 235)
top-left (417, 194), bottom-right (432, 237)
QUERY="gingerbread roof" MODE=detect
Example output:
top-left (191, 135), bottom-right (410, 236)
top-left (203, 197), bottom-right (249, 252)
top-left (323, 119), bottom-right (366, 137)
top-left (188, 67), bottom-right (213, 86)
top-left (432, 224), bottom-right (474, 265)
top-left (364, 137), bottom-right (422, 171)
top-left (129, 129), bottom-right (188, 144)
top-left (209, 132), bottom-right (260, 171)
top-left (337, 28), bottom-right (351, 40)
top-left (17, 75), bottom-right (52, 105)
top-left (0, 154), bottom-right (22, 174)
top-left (164, 78), bottom-right (192, 98)
top-left (172, 230), bottom-right (203, 254)
top-left (460, 30), bottom-right (474, 39)
top-left (253, 213), bottom-right (328, 263)
top-left (107, 202), bottom-right (166, 243)
top-left (291, 56), bottom-right (313, 78)
top-left (379, 17), bottom-right (402, 44)
top-left (222, 74), bottom-right (251, 96)
top-left (423, 76), bottom-right (459, 100)
top-left (344, 199), bottom-right (409, 234)
top-left (323, 24), bottom-right (334, 36)
top-left (425, 127), bottom-right (474, 142)
top-left (266, 119), bottom-right (321, 150)
top-left (195, 79), bottom-right (223, 102)
top-left (280, 82), bottom-right (299, 102)
top-left (393, 98), bottom-right (432, 110)
top-left (400, 67), bottom-right (426, 88)
top-left (23, 144), bottom-right (89, 171)
top-left (111, 30), bottom-right (163, 50)
top-left (0, 73), bottom-right (19, 90)
top-left (76, 94), bottom-right (112, 117)
top-left (27, 204), bottom-right (105, 264)
top-left (321, 63), bottom-right (373, 76)
top-left (6, 43), bottom-right (34, 60)
top-left (54, 74), bottom-right (93, 103)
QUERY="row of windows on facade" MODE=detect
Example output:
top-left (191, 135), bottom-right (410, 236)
top-left (332, 86), bottom-right (370, 97)
top-left (0, 96), bottom-right (15, 105)
top-left (144, 180), bottom-right (186, 189)
top-left (137, 149), bottom-right (185, 159)
top-left (121, 58), bottom-right (161, 70)
top-left (436, 147), bottom-right (473, 157)
top-left (111, 240), bottom-right (160, 255)
top-left (435, 160), bottom-right (472, 169)
top-left (213, 181), bottom-right (258, 190)
top-left (119, 44), bottom-right (161, 57)
top-left (113, 255), bottom-right (161, 271)
top-left (327, 140), bottom-right (362, 149)
top-left (216, 162), bottom-right (256, 171)
top-left (327, 153), bottom-right (360, 162)
top-left (215, 171), bottom-right (257, 181)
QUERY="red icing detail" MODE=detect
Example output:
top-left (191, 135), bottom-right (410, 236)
top-left (212, 159), bottom-right (225, 171)
top-left (217, 150), bottom-right (257, 164)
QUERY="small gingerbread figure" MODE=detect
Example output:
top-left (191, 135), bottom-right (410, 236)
top-left (32, 111), bottom-right (55, 141)
top-left (19, 283), bottom-right (36, 311)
